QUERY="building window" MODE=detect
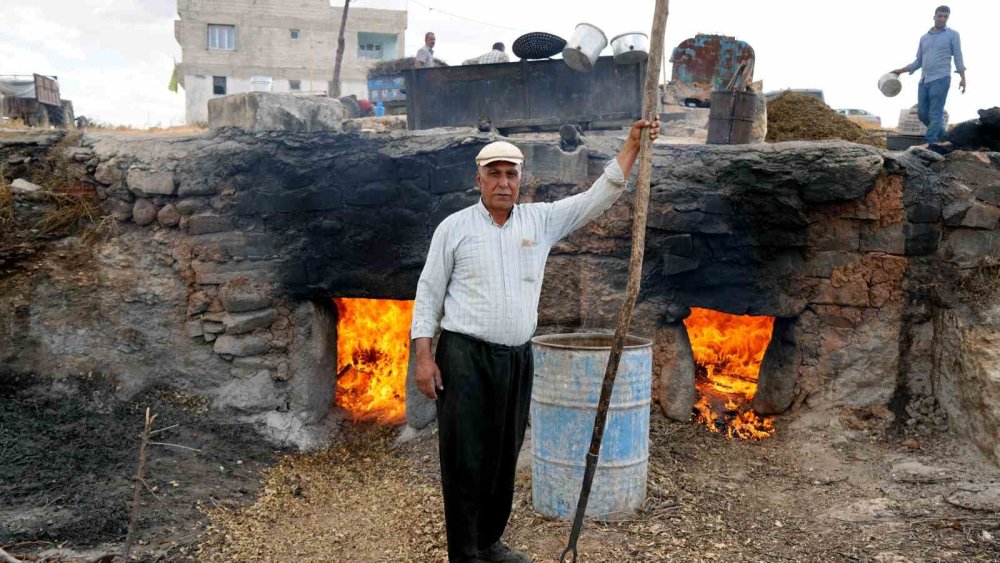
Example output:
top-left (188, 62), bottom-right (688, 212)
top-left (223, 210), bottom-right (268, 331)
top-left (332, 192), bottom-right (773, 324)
top-left (290, 29), bottom-right (300, 39)
top-left (213, 76), bottom-right (227, 95)
top-left (289, 80), bottom-right (301, 91)
top-left (208, 24), bottom-right (235, 51)
top-left (357, 32), bottom-right (397, 60)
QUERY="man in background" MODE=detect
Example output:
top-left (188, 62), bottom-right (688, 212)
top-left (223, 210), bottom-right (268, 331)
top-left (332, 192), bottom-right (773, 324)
top-left (416, 32), bottom-right (436, 68)
top-left (891, 5), bottom-right (967, 146)
top-left (462, 42), bottom-right (510, 65)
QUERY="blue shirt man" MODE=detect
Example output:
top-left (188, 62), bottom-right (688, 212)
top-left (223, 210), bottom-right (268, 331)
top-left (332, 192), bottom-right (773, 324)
top-left (892, 5), bottom-right (967, 144)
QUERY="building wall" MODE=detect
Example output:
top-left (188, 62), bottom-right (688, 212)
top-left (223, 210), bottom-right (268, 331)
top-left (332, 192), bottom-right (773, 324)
top-left (175, 0), bottom-right (406, 124)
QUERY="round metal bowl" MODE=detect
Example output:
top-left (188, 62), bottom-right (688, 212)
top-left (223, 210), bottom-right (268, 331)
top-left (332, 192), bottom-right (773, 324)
top-left (610, 32), bottom-right (649, 65)
top-left (513, 32), bottom-right (568, 60)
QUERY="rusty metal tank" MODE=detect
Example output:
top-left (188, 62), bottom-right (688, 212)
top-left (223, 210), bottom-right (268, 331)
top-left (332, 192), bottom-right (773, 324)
top-left (667, 34), bottom-right (755, 107)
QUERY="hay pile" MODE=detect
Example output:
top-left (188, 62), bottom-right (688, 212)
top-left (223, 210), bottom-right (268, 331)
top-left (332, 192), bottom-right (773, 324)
top-left (367, 57), bottom-right (449, 78)
top-left (766, 92), bottom-right (885, 148)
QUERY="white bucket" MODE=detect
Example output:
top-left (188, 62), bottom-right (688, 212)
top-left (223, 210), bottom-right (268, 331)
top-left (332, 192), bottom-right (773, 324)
top-left (250, 75), bottom-right (273, 93)
top-left (878, 73), bottom-right (901, 97)
top-left (563, 23), bottom-right (608, 72)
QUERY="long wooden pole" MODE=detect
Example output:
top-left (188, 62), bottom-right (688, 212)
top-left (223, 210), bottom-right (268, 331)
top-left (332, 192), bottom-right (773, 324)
top-left (560, 1), bottom-right (669, 561)
top-left (331, 0), bottom-right (351, 98)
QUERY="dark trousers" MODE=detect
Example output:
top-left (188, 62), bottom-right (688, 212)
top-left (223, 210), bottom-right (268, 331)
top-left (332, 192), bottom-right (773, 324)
top-left (435, 330), bottom-right (533, 563)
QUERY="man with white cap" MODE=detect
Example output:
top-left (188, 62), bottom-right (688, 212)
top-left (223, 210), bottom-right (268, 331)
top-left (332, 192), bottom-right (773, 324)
top-left (410, 119), bottom-right (659, 562)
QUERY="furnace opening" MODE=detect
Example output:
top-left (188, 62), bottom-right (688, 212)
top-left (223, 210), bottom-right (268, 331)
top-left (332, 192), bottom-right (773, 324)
top-left (683, 307), bottom-right (776, 440)
top-left (332, 297), bottom-right (414, 425)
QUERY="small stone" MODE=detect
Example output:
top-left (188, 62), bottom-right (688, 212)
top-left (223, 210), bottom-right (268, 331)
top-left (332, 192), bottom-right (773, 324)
top-left (224, 308), bottom-right (278, 335)
top-left (186, 291), bottom-right (212, 317)
top-left (274, 362), bottom-right (290, 382)
top-left (204, 332), bottom-right (217, 343)
top-left (94, 160), bottom-right (123, 185)
top-left (219, 280), bottom-right (271, 313)
top-left (188, 214), bottom-right (234, 235)
top-left (11, 178), bottom-right (43, 197)
top-left (132, 199), bottom-right (158, 226)
top-left (185, 320), bottom-right (204, 338)
top-left (213, 334), bottom-right (269, 357)
top-left (901, 438), bottom-right (921, 449)
top-left (203, 321), bottom-right (225, 334)
top-left (127, 169), bottom-right (175, 196)
top-left (157, 203), bottom-right (180, 227)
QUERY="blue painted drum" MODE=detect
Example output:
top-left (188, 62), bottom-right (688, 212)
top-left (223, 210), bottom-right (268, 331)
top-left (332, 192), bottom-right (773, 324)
top-left (530, 333), bottom-right (652, 519)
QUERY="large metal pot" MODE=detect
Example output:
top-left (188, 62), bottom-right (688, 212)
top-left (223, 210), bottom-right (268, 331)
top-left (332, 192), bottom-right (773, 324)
top-left (562, 23), bottom-right (608, 72)
top-left (610, 32), bottom-right (649, 64)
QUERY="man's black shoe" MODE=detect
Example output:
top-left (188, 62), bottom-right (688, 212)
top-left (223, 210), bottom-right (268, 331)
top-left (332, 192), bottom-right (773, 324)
top-left (477, 541), bottom-right (532, 562)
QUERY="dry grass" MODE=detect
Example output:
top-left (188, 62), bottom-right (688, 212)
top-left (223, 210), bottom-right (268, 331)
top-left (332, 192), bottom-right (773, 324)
top-left (0, 118), bottom-right (29, 130)
top-left (0, 172), bottom-right (13, 226)
top-left (85, 124), bottom-right (208, 137)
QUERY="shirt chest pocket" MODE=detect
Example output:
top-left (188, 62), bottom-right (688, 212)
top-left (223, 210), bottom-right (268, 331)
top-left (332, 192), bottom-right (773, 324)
top-left (520, 241), bottom-right (541, 282)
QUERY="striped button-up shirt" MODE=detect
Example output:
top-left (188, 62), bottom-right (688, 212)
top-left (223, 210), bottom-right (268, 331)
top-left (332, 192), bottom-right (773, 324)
top-left (906, 26), bottom-right (965, 84)
top-left (411, 159), bottom-right (627, 346)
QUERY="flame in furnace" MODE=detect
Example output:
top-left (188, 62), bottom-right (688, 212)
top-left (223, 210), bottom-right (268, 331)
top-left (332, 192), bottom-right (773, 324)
top-left (683, 307), bottom-right (776, 440)
top-left (333, 298), bottom-right (413, 424)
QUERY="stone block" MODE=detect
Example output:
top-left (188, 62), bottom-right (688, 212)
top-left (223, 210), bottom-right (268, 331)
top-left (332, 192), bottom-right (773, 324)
top-left (344, 182), bottom-right (398, 206)
top-left (176, 197), bottom-right (210, 216)
top-left (219, 279), bottom-right (272, 312)
top-left (811, 219), bottom-right (860, 252)
top-left (405, 343), bottom-right (437, 429)
top-left (662, 234), bottom-right (694, 257)
top-left (212, 370), bottom-right (282, 414)
top-left (908, 201), bottom-right (941, 223)
top-left (656, 323), bottom-right (697, 421)
top-left (185, 320), bottom-right (204, 338)
top-left (213, 334), bottom-right (269, 357)
top-left (101, 198), bottom-right (132, 222)
top-left (203, 321), bottom-right (225, 334)
top-left (941, 229), bottom-right (998, 265)
top-left (208, 92), bottom-right (344, 133)
top-left (157, 203), bottom-right (180, 227)
top-left (94, 160), bottom-right (123, 185)
top-left (188, 214), bottom-right (234, 235)
top-left (132, 199), bottom-right (158, 226)
top-left (860, 223), bottom-right (905, 254)
top-left (127, 169), bottom-right (175, 196)
top-left (662, 254), bottom-right (700, 276)
top-left (976, 185), bottom-right (1000, 206)
top-left (752, 317), bottom-right (800, 415)
top-left (224, 308), bottom-right (278, 335)
top-left (904, 223), bottom-right (941, 256)
top-left (958, 203), bottom-right (1000, 230)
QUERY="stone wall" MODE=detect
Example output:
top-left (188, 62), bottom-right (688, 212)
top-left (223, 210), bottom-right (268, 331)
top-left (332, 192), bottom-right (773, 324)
top-left (1, 129), bottom-right (998, 457)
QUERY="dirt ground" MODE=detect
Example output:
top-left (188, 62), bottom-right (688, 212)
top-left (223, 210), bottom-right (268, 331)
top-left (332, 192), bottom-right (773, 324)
top-left (0, 372), bottom-right (280, 562)
top-left (5, 372), bottom-right (1000, 562)
top-left (195, 408), bottom-right (1000, 562)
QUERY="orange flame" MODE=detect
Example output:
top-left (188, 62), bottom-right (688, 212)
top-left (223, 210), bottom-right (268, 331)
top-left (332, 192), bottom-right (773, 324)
top-left (333, 298), bottom-right (414, 424)
top-left (683, 307), bottom-right (776, 440)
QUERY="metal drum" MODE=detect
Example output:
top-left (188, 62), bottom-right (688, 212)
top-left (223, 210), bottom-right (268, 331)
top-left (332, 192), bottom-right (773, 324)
top-left (610, 32), bottom-right (649, 64)
top-left (562, 23), bottom-right (608, 72)
top-left (530, 333), bottom-right (652, 519)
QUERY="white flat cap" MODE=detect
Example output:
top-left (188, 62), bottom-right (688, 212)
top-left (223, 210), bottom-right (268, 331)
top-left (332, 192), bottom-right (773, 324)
top-left (476, 141), bottom-right (524, 166)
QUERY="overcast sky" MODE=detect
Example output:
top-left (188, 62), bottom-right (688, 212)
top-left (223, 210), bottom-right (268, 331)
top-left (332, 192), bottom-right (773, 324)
top-left (1, 0), bottom-right (995, 128)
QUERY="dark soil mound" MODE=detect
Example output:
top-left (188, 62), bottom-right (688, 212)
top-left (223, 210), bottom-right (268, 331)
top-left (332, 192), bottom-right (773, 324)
top-left (0, 371), bottom-right (278, 556)
top-left (766, 92), bottom-right (885, 148)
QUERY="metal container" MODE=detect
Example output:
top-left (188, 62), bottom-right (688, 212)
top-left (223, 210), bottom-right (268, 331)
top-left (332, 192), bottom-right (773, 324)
top-left (668, 34), bottom-right (755, 106)
top-left (610, 32), bottom-right (649, 65)
top-left (707, 90), bottom-right (760, 144)
top-left (402, 57), bottom-right (646, 131)
top-left (562, 23), bottom-right (608, 72)
top-left (878, 72), bottom-right (902, 97)
top-left (530, 333), bottom-right (652, 519)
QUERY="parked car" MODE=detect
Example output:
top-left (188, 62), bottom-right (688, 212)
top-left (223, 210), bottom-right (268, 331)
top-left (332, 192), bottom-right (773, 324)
top-left (836, 108), bottom-right (882, 129)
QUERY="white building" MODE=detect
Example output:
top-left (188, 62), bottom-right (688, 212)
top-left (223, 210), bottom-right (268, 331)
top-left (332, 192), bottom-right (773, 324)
top-left (174, 0), bottom-right (407, 124)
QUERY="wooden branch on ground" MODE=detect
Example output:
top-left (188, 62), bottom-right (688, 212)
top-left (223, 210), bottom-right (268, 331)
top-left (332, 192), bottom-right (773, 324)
top-left (122, 408), bottom-right (156, 562)
top-left (0, 547), bottom-right (24, 563)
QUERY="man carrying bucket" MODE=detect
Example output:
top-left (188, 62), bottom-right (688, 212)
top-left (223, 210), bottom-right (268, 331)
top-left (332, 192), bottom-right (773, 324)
top-left (410, 119), bottom-right (659, 563)
top-left (890, 5), bottom-right (967, 146)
